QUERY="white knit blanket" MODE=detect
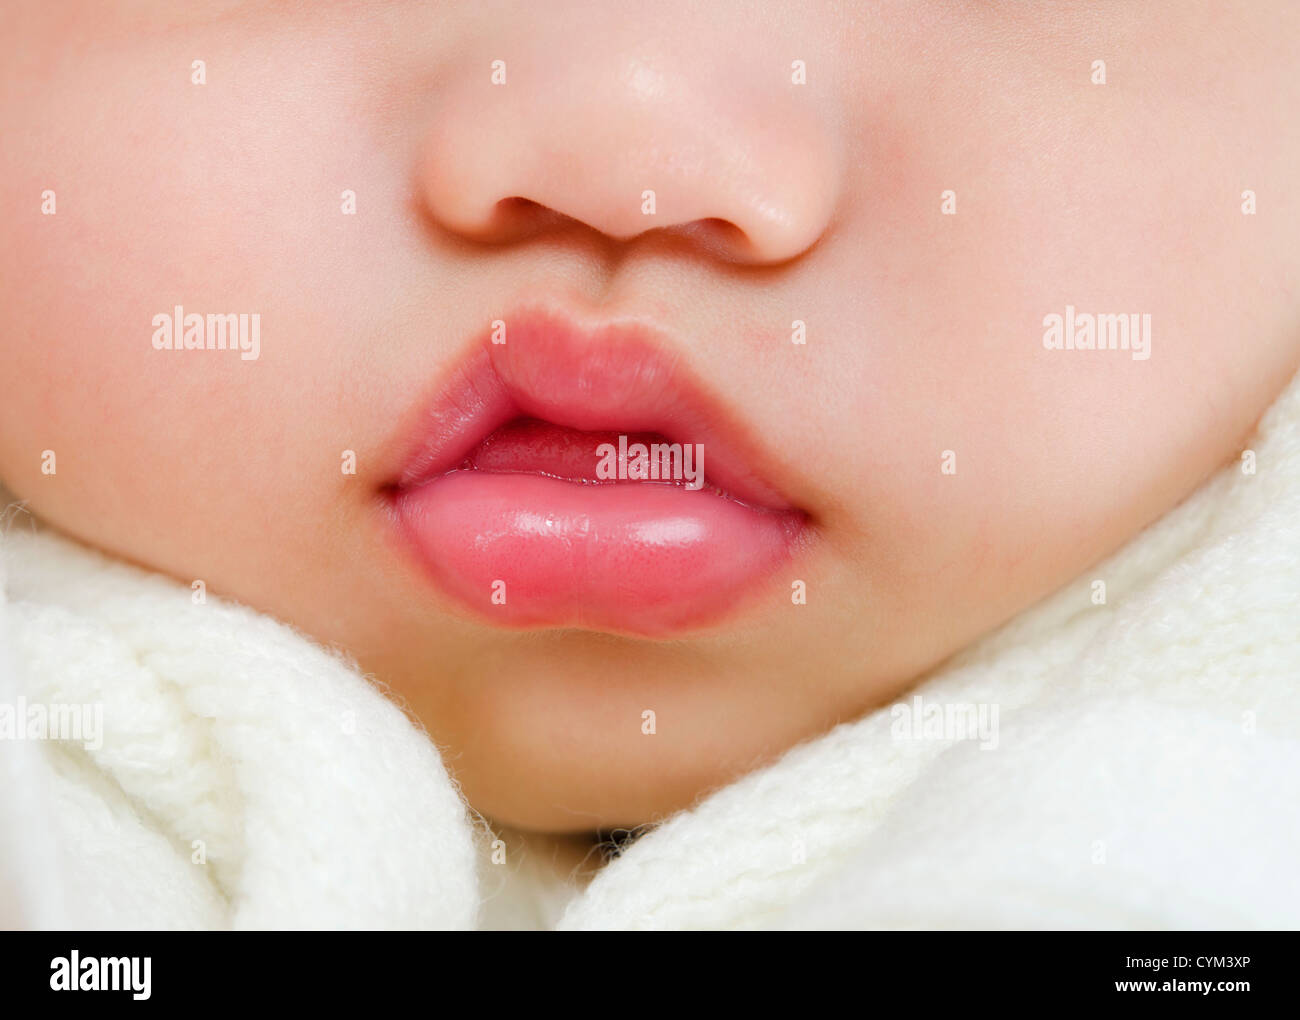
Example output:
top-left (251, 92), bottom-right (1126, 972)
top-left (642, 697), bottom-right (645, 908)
top-left (3, 371), bottom-right (1298, 930)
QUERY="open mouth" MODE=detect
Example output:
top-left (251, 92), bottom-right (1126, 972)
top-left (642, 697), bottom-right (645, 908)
top-left (461, 418), bottom-right (713, 494)
top-left (383, 309), bottom-right (809, 636)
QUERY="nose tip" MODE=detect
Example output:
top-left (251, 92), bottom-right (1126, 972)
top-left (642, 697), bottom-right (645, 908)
top-left (418, 51), bottom-right (841, 265)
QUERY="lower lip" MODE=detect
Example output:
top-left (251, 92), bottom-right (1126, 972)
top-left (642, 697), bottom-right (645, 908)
top-left (390, 472), bottom-right (804, 636)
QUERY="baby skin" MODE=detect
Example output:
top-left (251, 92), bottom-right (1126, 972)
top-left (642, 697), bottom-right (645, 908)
top-left (1, 0), bottom-right (1297, 834)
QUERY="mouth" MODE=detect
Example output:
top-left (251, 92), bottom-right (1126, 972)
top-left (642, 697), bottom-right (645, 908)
top-left (382, 308), bottom-right (810, 636)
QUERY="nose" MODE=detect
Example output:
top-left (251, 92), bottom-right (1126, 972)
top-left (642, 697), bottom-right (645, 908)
top-left (416, 21), bottom-right (842, 265)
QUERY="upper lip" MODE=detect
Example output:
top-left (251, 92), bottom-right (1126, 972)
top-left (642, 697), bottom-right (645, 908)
top-left (386, 306), bottom-right (803, 512)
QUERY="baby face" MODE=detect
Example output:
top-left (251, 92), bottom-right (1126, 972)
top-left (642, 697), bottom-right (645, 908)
top-left (2, 1), bottom-right (1297, 832)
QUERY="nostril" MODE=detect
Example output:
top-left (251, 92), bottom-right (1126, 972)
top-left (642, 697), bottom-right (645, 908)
top-left (422, 196), bottom-right (575, 246)
top-left (497, 196), bottom-right (546, 218)
top-left (474, 199), bottom-right (748, 259)
top-left (666, 217), bottom-right (754, 261)
top-left (490, 196), bottom-right (547, 233)
top-left (514, 206), bottom-right (755, 262)
top-left (444, 195), bottom-right (775, 264)
top-left (483, 197), bottom-right (586, 241)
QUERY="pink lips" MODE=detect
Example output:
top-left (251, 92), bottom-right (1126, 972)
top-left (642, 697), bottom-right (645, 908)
top-left (385, 311), bottom-right (807, 635)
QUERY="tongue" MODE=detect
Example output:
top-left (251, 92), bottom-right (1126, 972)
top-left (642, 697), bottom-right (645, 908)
top-left (460, 418), bottom-right (677, 484)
